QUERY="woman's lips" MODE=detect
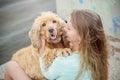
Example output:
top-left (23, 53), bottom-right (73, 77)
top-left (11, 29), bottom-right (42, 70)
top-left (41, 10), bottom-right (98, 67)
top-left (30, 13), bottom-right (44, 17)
top-left (64, 34), bottom-right (68, 38)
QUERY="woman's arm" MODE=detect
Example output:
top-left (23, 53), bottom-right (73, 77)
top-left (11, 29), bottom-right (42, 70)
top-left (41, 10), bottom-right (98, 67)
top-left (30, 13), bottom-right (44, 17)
top-left (39, 53), bottom-right (92, 80)
top-left (5, 61), bottom-right (32, 80)
top-left (39, 57), bottom-right (65, 80)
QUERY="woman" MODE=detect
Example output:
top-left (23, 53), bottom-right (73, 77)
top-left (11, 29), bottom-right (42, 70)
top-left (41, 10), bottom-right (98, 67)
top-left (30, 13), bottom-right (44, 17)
top-left (5, 9), bottom-right (108, 80)
top-left (39, 9), bottom-right (108, 80)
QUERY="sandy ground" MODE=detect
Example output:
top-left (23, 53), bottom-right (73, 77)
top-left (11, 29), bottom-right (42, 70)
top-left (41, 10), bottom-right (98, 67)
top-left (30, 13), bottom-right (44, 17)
top-left (0, 63), bottom-right (5, 79)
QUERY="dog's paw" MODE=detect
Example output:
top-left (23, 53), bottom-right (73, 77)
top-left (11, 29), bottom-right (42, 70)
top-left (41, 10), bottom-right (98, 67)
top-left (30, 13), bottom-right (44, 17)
top-left (57, 48), bottom-right (72, 56)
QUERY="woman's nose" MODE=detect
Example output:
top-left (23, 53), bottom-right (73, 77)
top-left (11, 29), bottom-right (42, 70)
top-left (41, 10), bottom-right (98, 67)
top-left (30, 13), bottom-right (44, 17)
top-left (62, 26), bottom-right (66, 32)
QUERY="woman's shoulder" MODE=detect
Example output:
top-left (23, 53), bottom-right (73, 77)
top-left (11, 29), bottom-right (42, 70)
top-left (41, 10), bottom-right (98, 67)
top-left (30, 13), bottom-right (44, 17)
top-left (53, 52), bottom-right (80, 67)
top-left (55, 52), bottom-right (80, 61)
top-left (39, 51), bottom-right (82, 80)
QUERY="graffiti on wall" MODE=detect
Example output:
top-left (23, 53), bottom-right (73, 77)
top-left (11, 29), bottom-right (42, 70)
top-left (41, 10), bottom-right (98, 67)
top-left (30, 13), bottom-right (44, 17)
top-left (79, 0), bottom-right (84, 4)
top-left (109, 0), bottom-right (117, 5)
top-left (112, 16), bottom-right (120, 29)
top-left (112, 16), bottom-right (120, 33)
top-left (78, 0), bottom-right (118, 14)
top-left (102, 2), bottom-right (110, 15)
top-left (109, 16), bottom-right (120, 33)
top-left (91, 2), bottom-right (97, 11)
top-left (78, 0), bottom-right (119, 34)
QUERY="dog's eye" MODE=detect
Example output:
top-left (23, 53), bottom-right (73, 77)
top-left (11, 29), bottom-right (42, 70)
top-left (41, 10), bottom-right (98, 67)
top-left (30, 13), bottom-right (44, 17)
top-left (53, 20), bottom-right (56, 23)
top-left (42, 23), bottom-right (46, 27)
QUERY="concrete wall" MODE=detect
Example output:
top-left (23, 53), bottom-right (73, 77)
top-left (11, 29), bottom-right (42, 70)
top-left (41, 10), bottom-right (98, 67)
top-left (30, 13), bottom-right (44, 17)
top-left (56, 0), bottom-right (120, 37)
top-left (56, 0), bottom-right (120, 80)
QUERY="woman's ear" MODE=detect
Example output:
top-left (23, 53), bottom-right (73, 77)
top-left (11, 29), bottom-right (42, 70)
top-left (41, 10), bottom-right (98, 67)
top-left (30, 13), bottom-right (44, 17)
top-left (29, 17), bottom-right (42, 48)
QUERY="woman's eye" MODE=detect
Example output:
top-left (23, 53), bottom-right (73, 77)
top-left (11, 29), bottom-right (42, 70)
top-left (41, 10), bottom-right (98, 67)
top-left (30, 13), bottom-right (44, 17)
top-left (67, 27), bottom-right (70, 30)
top-left (42, 23), bottom-right (46, 27)
top-left (66, 24), bottom-right (70, 30)
top-left (53, 20), bottom-right (56, 23)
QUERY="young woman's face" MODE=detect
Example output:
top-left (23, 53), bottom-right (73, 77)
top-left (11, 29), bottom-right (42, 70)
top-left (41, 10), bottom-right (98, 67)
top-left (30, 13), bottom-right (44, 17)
top-left (63, 17), bottom-right (80, 43)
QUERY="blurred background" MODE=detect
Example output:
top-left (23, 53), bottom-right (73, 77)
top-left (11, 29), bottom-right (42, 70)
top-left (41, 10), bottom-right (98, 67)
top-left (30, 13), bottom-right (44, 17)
top-left (0, 0), bottom-right (56, 65)
top-left (0, 0), bottom-right (120, 80)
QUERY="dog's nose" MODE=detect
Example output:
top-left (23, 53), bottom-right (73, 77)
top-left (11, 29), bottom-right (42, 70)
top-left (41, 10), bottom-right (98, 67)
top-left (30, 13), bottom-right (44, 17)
top-left (48, 28), bottom-right (54, 33)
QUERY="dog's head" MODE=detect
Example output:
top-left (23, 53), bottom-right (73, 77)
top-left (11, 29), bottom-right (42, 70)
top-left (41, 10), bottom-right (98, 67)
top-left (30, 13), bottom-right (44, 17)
top-left (29, 11), bottom-right (65, 48)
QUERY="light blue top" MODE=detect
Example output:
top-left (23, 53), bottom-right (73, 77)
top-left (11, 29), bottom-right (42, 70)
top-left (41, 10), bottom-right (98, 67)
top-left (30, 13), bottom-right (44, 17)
top-left (39, 51), bottom-right (92, 80)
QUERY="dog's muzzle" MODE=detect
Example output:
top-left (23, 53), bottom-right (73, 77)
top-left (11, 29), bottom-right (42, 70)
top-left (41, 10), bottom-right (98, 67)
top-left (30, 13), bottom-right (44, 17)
top-left (48, 27), bottom-right (54, 33)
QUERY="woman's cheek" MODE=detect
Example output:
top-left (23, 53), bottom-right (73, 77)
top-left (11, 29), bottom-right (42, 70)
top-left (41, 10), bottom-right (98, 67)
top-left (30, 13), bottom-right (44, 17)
top-left (66, 33), bottom-right (71, 41)
top-left (69, 35), bottom-right (73, 41)
top-left (66, 37), bottom-right (70, 41)
top-left (71, 33), bottom-right (77, 41)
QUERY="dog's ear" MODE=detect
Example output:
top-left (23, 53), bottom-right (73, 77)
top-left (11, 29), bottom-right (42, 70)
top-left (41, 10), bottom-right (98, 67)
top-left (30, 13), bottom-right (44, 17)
top-left (59, 19), bottom-right (70, 48)
top-left (29, 17), bottom-right (42, 48)
top-left (60, 19), bottom-right (66, 28)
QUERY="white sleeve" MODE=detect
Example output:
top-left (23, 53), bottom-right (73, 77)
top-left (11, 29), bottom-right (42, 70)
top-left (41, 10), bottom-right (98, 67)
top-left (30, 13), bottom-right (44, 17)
top-left (39, 57), bottom-right (65, 80)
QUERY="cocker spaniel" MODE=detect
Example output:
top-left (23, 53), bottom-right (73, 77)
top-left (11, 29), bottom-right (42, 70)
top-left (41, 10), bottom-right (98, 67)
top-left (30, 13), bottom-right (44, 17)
top-left (12, 11), bottom-right (71, 80)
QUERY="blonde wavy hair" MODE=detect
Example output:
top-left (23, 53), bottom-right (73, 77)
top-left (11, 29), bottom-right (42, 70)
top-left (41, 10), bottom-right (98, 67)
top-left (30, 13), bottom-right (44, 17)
top-left (71, 10), bottom-right (108, 80)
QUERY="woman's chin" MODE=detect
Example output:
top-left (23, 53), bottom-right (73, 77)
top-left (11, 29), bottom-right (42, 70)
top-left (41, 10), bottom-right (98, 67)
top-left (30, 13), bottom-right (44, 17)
top-left (66, 37), bottom-right (70, 42)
